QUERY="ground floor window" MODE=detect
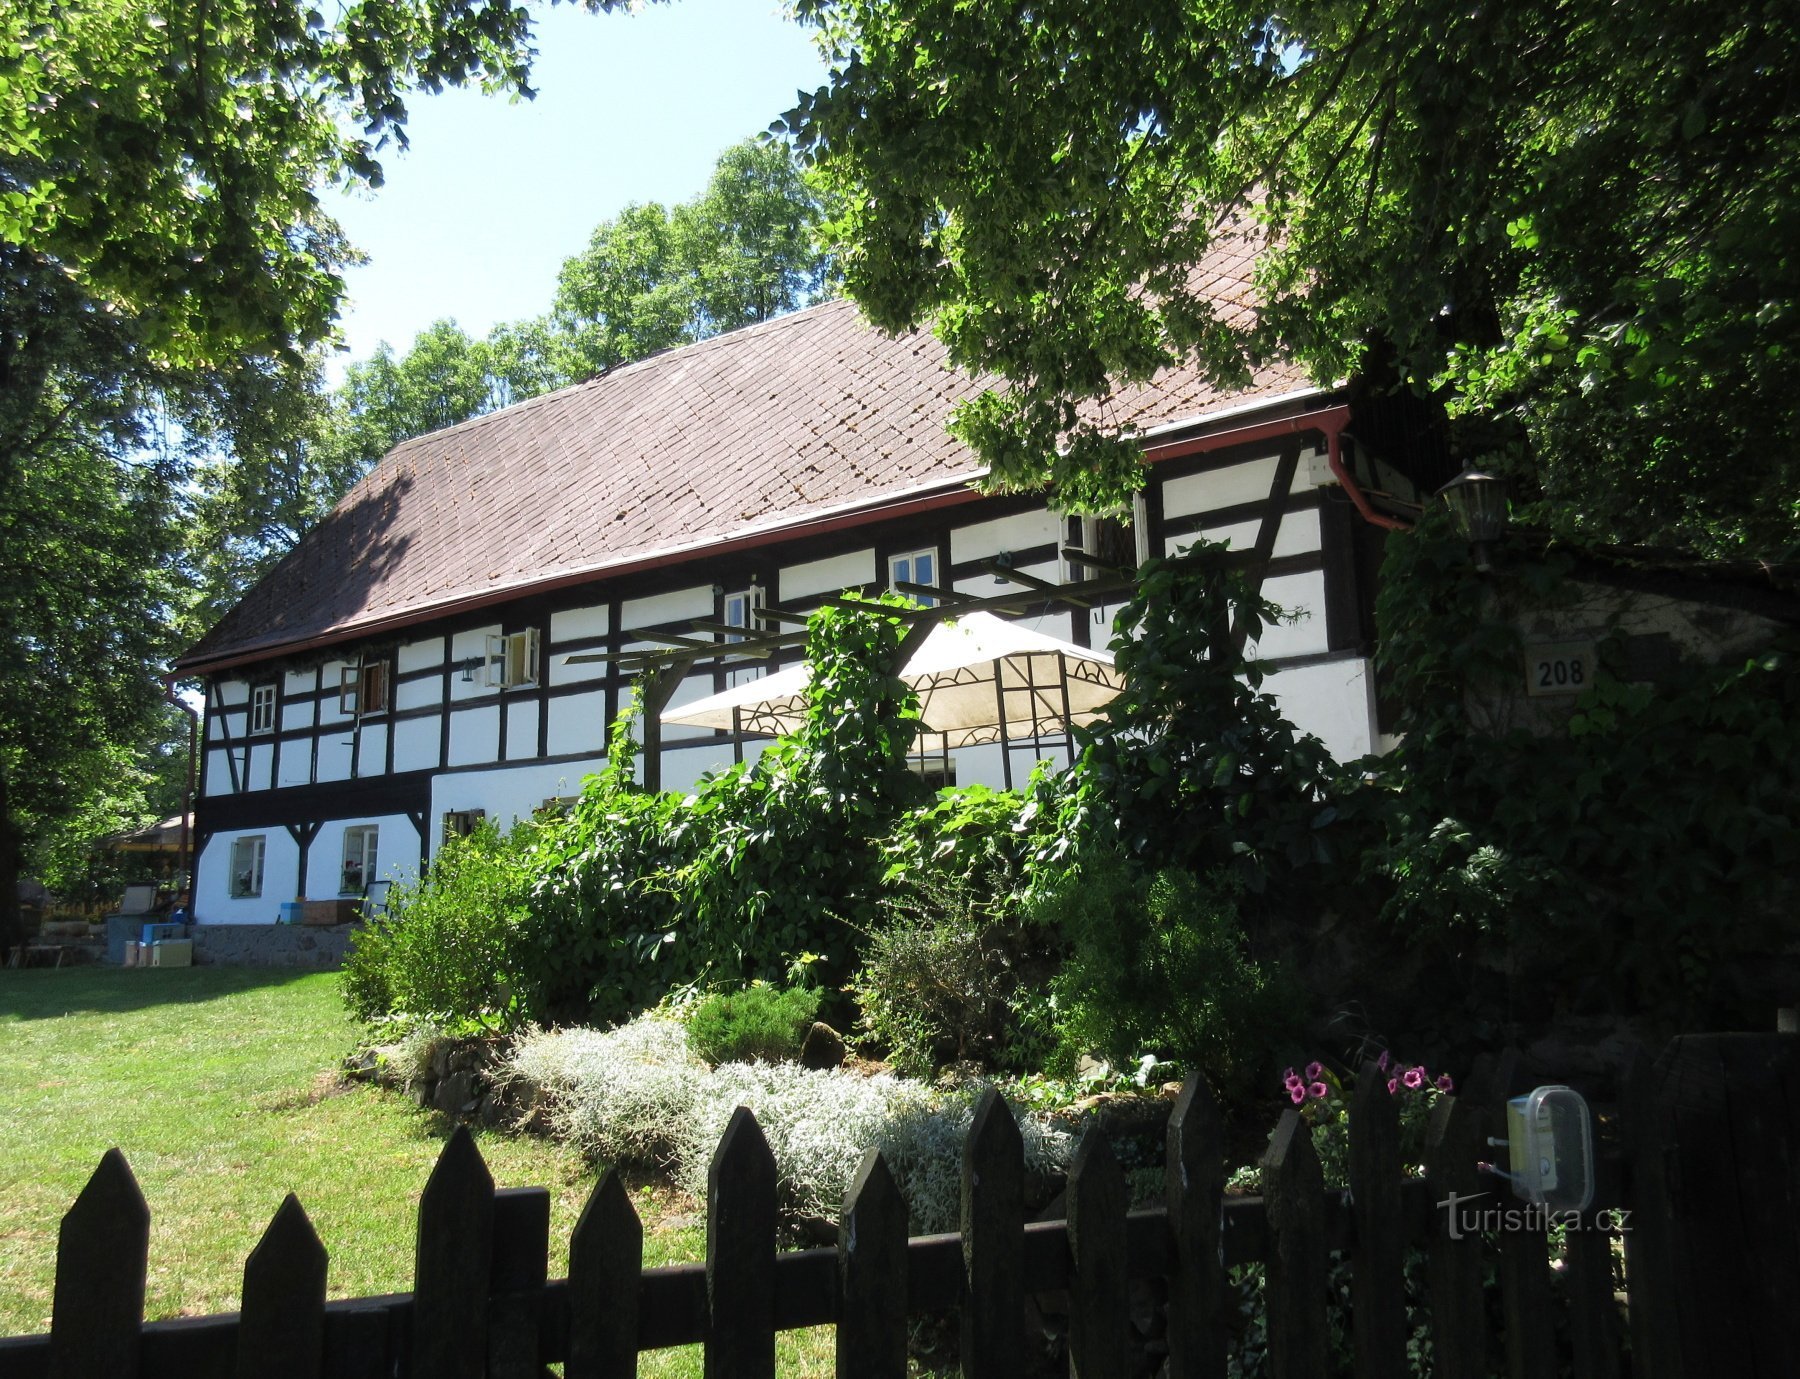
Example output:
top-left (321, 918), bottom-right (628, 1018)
top-left (230, 835), bottom-right (265, 898)
top-left (341, 825), bottom-right (379, 895)
top-left (442, 809), bottom-right (485, 842)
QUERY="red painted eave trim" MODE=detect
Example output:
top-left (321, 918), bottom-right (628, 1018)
top-left (175, 403), bottom-right (1357, 680)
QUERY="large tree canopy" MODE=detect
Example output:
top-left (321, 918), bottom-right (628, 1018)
top-left (786, 0), bottom-right (1800, 554)
top-left (0, 0), bottom-right (650, 940)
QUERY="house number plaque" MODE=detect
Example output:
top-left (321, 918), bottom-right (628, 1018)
top-left (1525, 640), bottom-right (1596, 697)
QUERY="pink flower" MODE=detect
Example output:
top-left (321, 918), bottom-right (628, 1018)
top-left (1436, 1073), bottom-right (1454, 1093)
top-left (1309, 1082), bottom-right (1329, 1099)
top-left (1290, 1084), bottom-right (1307, 1104)
top-left (1305, 1061), bottom-right (1324, 1081)
top-left (1284, 1073), bottom-right (1304, 1094)
top-left (1403, 1067), bottom-right (1425, 1090)
top-left (1376, 1050), bottom-right (1390, 1072)
top-left (1284, 1066), bottom-right (1297, 1082)
top-left (1387, 1078), bottom-right (1398, 1094)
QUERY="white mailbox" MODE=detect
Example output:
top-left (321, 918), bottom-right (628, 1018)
top-left (1505, 1085), bottom-right (1595, 1212)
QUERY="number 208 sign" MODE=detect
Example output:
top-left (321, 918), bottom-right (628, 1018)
top-left (1526, 640), bottom-right (1596, 697)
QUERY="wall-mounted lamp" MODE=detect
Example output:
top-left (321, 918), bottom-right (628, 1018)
top-left (460, 658), bottom-right (480, 683)
top-left (1436, 465), bottom-right (1509, 571)
top-left (992, 550), bottom-right (1013, 586)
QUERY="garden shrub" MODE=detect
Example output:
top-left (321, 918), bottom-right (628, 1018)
top-left (506, 1015), bottom-right (704, 1166)
top-left (506, 1013), bottom-right (1072, 1235)
top-left (1032, 846), bottom-right (1297, 1092)
top-left (686, 982), bottom-right (822, 1064)
top-left (523, 598), bottom-right (926, 1025)
top-left (341, 818), bottom-right (541, 1031)
top-left (852, 869), bottom-right (1054, 1075)
top-left (671, 1061), bottom-right (1072, 1232)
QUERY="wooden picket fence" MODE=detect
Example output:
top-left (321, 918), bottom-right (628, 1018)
top-left (0, 1034), bottom-right (1793, 1378)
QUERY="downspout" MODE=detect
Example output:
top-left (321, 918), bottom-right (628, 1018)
top-left (161, 678), bottom-right (199, 901)
top-left (1325, 424), bottom-right (1410, 531)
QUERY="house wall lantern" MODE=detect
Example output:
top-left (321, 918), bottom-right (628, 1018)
top-left (1436, 465), bottom-right (1509, 571)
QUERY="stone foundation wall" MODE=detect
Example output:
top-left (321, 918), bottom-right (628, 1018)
top-left (190, 923), bottom-right (356, 968)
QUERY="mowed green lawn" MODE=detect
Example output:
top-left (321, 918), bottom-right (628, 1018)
top-left (0, 967), bottom-right (831, 1374)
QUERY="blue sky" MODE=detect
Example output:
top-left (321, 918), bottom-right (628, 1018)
top-left (325, 0), bottom-right (830, 370)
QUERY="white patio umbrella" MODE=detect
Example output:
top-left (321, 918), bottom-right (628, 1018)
top-left (659, 611), bottom-right (1123, 751)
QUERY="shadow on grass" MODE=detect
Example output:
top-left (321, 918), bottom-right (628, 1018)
top-left (0, 964), bottom-right (333, 1021)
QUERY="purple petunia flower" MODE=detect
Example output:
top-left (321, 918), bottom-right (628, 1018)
top-left (1305, 1061), bottom-right (1324, 1081)
top-left (1290, 1084), bottom-right (1307, 1104)
top-left (1403, 1067), bottom-right (1425, 1090)
top-left (1285, 1074), bottom-right (1304, 1094)
top-left (1387, 1078), bottom-right (1399, 1094)
top-left (1284, 1066), bottom-right (1297, 1082)
top-left (1377, 1050), bottom-right (1390, 1072)
top-left (1309, 1082), bottom-right (1329, 1099)
top-left (1436, 1073), bottom-right (1454, 1093)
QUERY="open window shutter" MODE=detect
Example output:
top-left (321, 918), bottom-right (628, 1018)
top-left (484, 634), bottom-right (506, 687)
top-left (364, 662), bottom-right (389, 713)
top-left (339, 665), bottom-right (361, 715)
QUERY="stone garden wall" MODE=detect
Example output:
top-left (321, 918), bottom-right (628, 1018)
top-left (189, 923), bottom-right (355, 968)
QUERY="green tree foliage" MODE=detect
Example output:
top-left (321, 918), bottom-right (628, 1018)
top-left (786, 0), bottom-right (1800, 553)
top-left (0, 0), bottom-right (648, 945)
top-left (1047, 547), bottom-right (1350, 908)
top-left (1, 248), bottom-right (193, 938)
top-left (548, 137), bottom-right (837, 378)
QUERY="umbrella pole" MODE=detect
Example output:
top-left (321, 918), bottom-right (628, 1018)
top-left (1059, 653), bottom-right (1076, 768)
top-left (993, 661), bottom-right (1013, 790)
top-left (732, 706), bottom-right (744, 765)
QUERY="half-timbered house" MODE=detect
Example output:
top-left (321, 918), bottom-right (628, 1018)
top-left (173, 247), bottom-right (1423, 923)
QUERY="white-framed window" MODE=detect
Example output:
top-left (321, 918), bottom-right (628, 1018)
top-left (229, 835), bottom-right (266, 898)
top-left (442, 808), bottom-right (486, 843)
top-left (249, 684), bottom-right (276, 735)
top-left (339, 660), bottom-right (390, 716)
top-left (484, 629), bottom-right (540, 688)
top-left (340, 825), bottom-right (379, 895)
top-left (722, 586), bottom-right (766, 642)
top-left (889, 549), bottom-right (939, 606)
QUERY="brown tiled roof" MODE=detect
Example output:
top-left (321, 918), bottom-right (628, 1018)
top-left (178, 269), bottom-right (1311, 672)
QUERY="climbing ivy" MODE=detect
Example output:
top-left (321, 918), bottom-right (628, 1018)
top-left (1038, 547), bottom-right (1353, 911)
top-left (520, 597), bottom-right (924, 1023)
top-left (1368, 513), bottom-right (1800, 1020)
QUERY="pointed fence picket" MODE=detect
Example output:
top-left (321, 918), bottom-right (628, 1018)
top-left (10, 1036), bottom-right (1797, 1379)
